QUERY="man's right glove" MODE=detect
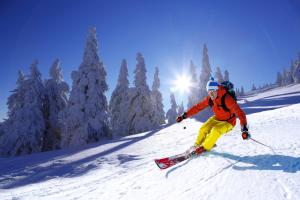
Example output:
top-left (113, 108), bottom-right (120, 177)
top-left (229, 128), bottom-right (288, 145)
top-left (241, 125), bottom-right (251, 140)
top-left (176, 112), bottom-right (187, 123)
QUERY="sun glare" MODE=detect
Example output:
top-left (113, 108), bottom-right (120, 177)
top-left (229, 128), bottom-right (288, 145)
top-left (171, 74), bottom-right (193, 94)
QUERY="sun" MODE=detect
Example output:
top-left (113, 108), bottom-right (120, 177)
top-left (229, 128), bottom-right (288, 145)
top-left (171, 74), bottom-right (193, 94)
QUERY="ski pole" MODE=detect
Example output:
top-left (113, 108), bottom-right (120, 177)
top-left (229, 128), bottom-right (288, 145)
top-left (249, 137), bottom-right (276, 154)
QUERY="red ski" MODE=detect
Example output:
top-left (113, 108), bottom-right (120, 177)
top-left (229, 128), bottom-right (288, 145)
top-left (154, 146), bottom-right (206, 170)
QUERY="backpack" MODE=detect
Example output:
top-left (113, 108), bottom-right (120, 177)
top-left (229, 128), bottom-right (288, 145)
top-left (208, 81), bottom-right (237, 112)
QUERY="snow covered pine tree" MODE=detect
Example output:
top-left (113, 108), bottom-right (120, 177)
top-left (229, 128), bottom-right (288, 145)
top-left (60, 27), bottom-right (110, 147)
top-left (127, 53), bottom-right (156, 134)
top-left (109, 59), bottom-right (131, 136)
top-left (151, 67), bottom-right (166, 127)
top-left (43, 59), bottom-right (69, 150)
top-left (0, 61), bottom-right (46, 156)
top-left (166, 92), bottom-right (178, 124)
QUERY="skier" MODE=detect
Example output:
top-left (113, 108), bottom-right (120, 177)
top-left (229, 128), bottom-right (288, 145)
top-left (176, 77), bottom-right (250, 155)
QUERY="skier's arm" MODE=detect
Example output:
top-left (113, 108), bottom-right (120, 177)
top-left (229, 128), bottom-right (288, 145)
top-left (185, 96), bottom-right (210, 118)
top-left (225, 95), bottom-right (247, 126)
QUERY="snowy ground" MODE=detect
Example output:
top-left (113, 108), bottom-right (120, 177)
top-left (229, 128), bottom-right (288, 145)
top-left (239, 84), bottom-right (300, 114)
top-left (1, 85), bottom-right (300, 200)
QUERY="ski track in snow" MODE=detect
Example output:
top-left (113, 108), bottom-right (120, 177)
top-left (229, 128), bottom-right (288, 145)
top-left (1, 85), bottom-right (300, 200)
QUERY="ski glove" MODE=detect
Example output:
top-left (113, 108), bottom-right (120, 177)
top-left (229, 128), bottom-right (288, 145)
top-left (176, 112), bottom-right (187, 123)
top-left (241, 125), bottom-right (250, 140)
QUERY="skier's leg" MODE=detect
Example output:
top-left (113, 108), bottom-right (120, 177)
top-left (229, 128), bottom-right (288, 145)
top-left (194, 116), bottom-right (218, 146)
top-left (202, 120), bottom-right (233, 150)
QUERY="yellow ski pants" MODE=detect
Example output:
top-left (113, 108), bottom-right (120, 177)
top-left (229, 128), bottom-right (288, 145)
top-left (195, 116), bottom-right (234, 150)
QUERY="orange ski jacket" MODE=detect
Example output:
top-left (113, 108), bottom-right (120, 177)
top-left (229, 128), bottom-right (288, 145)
top-left (186, 86), bottom-right (247, 127)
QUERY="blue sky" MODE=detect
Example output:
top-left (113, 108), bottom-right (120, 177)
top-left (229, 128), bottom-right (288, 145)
top-left (1, 0), bottom-right (300, 121)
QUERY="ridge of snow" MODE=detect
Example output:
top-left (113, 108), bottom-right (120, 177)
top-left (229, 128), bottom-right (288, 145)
top-left (242, 84), bottom-right (300, 102)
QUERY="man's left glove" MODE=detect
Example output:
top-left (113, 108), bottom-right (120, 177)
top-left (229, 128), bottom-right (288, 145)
top-left (176, 112), bottom-right (187, 123)
top-left (241, 125), bottom-right (251, 140)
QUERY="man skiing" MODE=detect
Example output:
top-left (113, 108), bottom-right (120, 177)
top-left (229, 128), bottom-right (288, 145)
top-left (176, 77), bottom-right (250, 155)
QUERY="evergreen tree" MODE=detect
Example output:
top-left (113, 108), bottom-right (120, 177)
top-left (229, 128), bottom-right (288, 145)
top-left (290, 60), bottom-right (297, 83)
top-left (0, 61), bottom-right (46, 156)
top-left (0, 121), bottom-right (8, 155)
top-left (276, 72), bottom-right (283, 86)
top-left (215, 66), bottom-right (224, 83)
top-left (199, 44), bottom-right (212, 100)
top-left (109, 59), bottom-right (131, 136)
top-left (292, 55), bottom-right (300, 83)
top-left (0, 70), bottom-right (26, 156)
top-left (282, 69), bottom-right (287, 86)
top-left (187, 60), bottom-right (198, 108)
top-left (60, 27), bottom-right (110, 147)
top-left (240, 86), bottom-right (245, 96)
top-left (294, 64), bottom-right (300, 83)
top-left (166, 92), bottom-right (178, 124)
top-left (197, 44), bottom-right (213, 121)
top-left (128, 53), bottom-right (155, 134)
top-left (284, 68), bottom-right (293, 85)
top-left (178, 101), bottom-right (185, 116)
top-left (151, 67), bottom-right (166, 126)
top-left (224, 70), bottom-right (229, 81)
top-left (7, 70), bottom-right (25, 119)
top-left (235, 88), bottom-right (240, 97)
top-left (43, 59), bottom-right (69, 150)
top-left (252, 84), bottom-right (257, 91)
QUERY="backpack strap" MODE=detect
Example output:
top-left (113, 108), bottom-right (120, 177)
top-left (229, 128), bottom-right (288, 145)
top-left (208, 98), bottom-right (213, 107)
top-left (209, 93), bottom-right (231, 112)
top-left (209, 93), bottom-right (235, 112)
top-left (221, 93), bottom-right (236, 121)
top-left (221, 93), bottom-right (230, 112)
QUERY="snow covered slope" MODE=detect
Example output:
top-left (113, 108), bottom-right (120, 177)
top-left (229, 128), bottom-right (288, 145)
top-left (239, 84), bottom-right (300, 114)
top-left (1, 85), bottom-right (300, 200)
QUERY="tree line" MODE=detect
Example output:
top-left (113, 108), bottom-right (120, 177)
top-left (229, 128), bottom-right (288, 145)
top-left (0, 27), bottom-right (165, 156)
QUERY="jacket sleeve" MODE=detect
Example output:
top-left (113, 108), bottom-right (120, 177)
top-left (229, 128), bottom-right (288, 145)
top-left (186, 96), bottom-right (210, 118)
top-left (225, 95), bottom-right (247, 126)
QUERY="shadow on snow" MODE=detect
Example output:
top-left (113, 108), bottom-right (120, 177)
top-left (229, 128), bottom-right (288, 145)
top-left (0, 124), bottom-right (170, 189)
top-left (165, 151), bottom-right (300, 179)
top-left (210, 151), bottom-right (300, 173)
top-left (241, 93), bottom-right (300, 115)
